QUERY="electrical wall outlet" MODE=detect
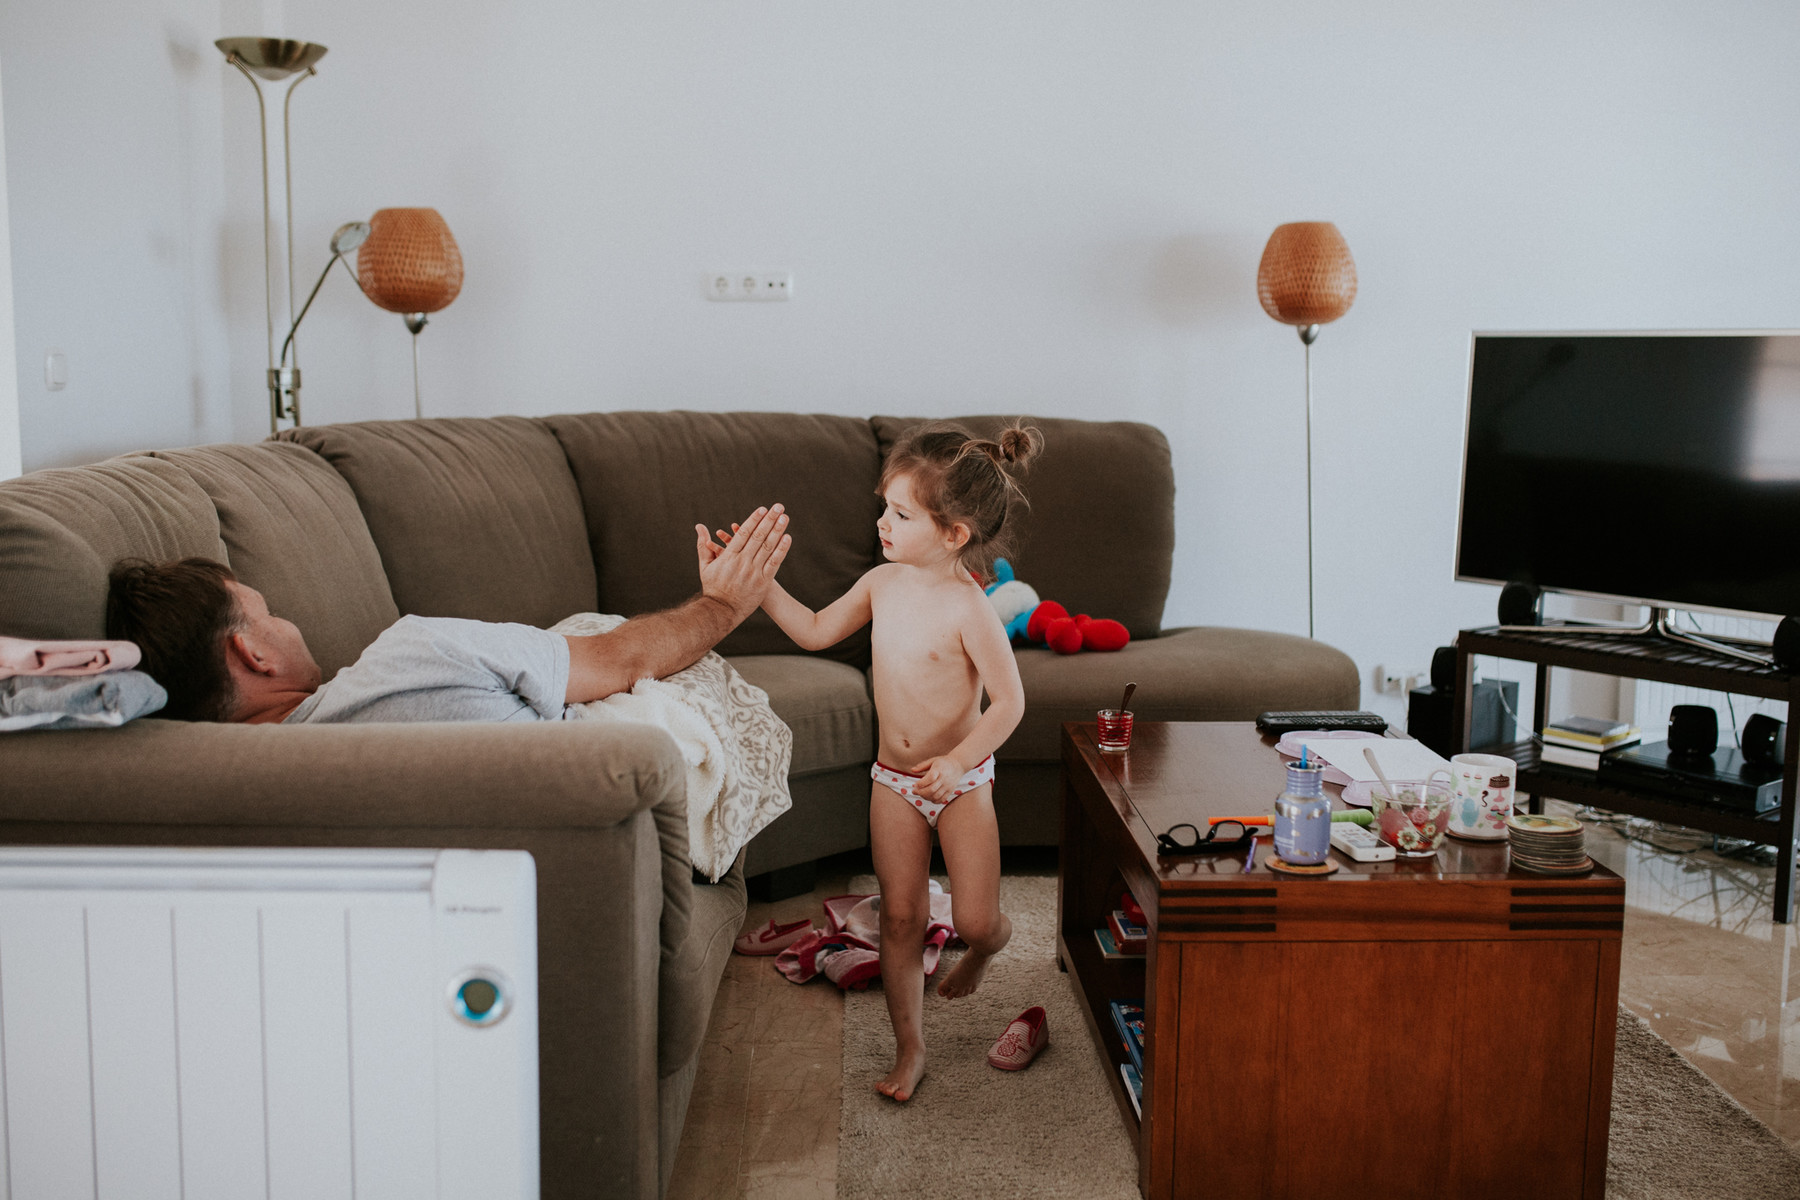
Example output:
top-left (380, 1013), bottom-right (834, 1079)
top-left (705, 271), bottom-right (793, 301)
top-left (1373, 664), bottom-right (1428, 694)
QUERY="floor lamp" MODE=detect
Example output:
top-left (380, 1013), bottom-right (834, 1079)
top-left (1257, 222), bottom-right (1357, 640)
top-left (356, 209), bottom-right (464, 419)
top-left (216, 37), bottom-right (329, 434)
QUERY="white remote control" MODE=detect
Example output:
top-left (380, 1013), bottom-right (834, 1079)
top-left (1330, 822), bottom-right (1395, 862)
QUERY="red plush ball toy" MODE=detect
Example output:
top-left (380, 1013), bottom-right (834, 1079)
top-left (1024, 600), bottom-right (1130, 655)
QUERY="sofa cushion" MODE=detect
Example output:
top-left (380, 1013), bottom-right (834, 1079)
top-left (149, 443), bottom-right (400, 681)
top-left (727, 655), bottom-right (874, 776)
top-left (543, 412), bottom-right (882, 664)
top-left (1002, 626), bottom-right (1361, 762)
top-left (280, 418), bottom-right (596, 629)
top-left (0, 456), bottom-right (226, 641)
top-left (872, 416), bottom-right (1173, 640)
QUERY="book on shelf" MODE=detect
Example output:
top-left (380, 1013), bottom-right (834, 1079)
top-left (1119, 1062), bottom-right (1143, 1119)
top-left (1109, 999), bottom-right (1145, 1075)
top-left (1542, 715), bottom-right (1640, 750)
top-left (1540, 743), bottom-right (1607, 771)
top-left (1094, 926), bottom-right (1143, 959)
top-left (1107, 910), bottom-right (1147, 955)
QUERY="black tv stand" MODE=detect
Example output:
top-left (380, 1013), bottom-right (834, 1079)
top-left (1495, 608), bottom-right (1774, 666)
top-left (1453, 623), bottom-right (1800, 922)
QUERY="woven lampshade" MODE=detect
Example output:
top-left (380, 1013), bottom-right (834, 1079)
top-left (357, 208), bottom-right (463, 314)
top-left (1257, 222), bottom-right (1356, 327)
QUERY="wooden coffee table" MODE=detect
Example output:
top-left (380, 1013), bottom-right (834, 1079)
top-left (1058, 721), bottom-right (1623, 1200)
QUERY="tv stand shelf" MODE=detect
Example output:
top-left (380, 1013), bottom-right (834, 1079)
top-left (1454, 624), bottom-right (1800, 922)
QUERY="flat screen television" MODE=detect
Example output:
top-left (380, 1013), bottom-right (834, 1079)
top-left (1457, 331), bottom-right (1800, 621)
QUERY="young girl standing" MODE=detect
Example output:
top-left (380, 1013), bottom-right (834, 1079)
top-left (750, 421), bottom-right (1040, 1102)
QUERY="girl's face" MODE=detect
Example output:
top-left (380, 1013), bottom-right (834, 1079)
top-left (877, 473), bottom-right (965, 568)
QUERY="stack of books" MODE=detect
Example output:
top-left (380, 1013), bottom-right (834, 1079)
top-left (1107, 908), bottom-right (1147, 954)
top-left (1540, 715), bottom-right (1641, 771)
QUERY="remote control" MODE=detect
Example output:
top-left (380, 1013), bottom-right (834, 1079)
top-left (1255, 710), bottom-right (1389, 736)
top-left (1330, 822), bottom-right (1396, 862)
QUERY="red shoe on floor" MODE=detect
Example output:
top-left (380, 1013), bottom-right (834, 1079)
top-left (734, 916), bottom-right (815, 956)
top-left (987, 1005), bottom-right (1050, 1070)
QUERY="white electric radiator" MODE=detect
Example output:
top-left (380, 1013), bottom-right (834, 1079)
top-left (0, 846), bottom-right (538, 1200)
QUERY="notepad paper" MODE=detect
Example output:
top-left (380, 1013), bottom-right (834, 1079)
top-left (1288, 734), bottom-right (1452, 783)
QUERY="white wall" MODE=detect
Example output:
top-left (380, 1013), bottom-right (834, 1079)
top-left (0, 54), bottom-right (19, 481)
top-left (7, 2), bottom-right (1800, 715)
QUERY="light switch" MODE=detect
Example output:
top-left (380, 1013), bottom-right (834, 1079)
top-left (44, 350), bottom-right (66, 391)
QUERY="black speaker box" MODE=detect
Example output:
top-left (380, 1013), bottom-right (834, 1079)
top-left (1498, 582), bottom-right (1542, 626)
top-left (1407, 679), bottom-right (1519, 758)
top-left (1742, 713), bottom-right (1786, 767)
top-left (1429, 645), bottom-right (1457, 691)
top-left (1774, 617), bottom-right (1800, 672)
top-left (1668, 704), bottom-right (1719, 758)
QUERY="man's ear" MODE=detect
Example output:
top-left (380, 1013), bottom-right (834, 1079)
top-left (225, 630), bottom-right (272, 676)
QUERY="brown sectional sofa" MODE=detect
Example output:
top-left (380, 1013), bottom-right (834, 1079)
top-left (0, 411), bottom-right (1358, 1199)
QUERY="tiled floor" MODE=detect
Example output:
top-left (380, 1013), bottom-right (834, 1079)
top-left (671, 817), bottom-right (1800, 1197)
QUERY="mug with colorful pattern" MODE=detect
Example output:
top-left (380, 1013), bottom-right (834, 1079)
top-left (1450, 752), bottom-right (1516, 840)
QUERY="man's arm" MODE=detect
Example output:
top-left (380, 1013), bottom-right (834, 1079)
top-left (564, 505), bottom-right (790, 703)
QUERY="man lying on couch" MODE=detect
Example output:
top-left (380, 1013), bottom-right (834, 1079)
top-left (105, 504), bottom-right (792, 726)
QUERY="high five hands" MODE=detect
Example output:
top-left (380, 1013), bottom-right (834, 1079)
top-left (695, 504), bottom-right (791, 621)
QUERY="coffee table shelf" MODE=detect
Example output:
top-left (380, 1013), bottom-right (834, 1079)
top-left (1058, 721), bottom-right (1622, 1200)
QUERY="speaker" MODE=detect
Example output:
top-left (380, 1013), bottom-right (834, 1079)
top-left (1743, 714), bottom-right (1787, 767)
top-left (1429, 646), bottom-right (1457, 691)
top-left (1407, 679), bottom-right (1518, 758)
top-left (1498, 582), bottom-right (1542, 627)
top-left (1668, 704), bottom-right (1719, 758)
top-left (1774, 617), bottom-right (1800, 672)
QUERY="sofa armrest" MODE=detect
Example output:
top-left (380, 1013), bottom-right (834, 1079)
top-left (1, 718), bottom-right (694, 959)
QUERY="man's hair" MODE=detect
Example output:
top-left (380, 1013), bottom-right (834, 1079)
top-left (105, 557), bottom-right (243, 722)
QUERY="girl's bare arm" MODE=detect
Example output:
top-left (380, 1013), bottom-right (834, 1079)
top-left (761, 570), bottom-right (877, 652)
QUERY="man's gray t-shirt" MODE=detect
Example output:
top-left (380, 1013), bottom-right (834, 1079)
top-left (284, 615), bottom-right (571, 724)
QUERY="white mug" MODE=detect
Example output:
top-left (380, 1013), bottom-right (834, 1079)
top-left (1449, 753), bottom-right (1516, 840)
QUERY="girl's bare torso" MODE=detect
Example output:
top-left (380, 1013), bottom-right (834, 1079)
top-left (867, 566), bottom-right (987, 767)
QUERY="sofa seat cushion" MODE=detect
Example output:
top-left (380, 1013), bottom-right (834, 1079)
top-left (873, 415), bottom-right (1174, 640)
top-left (727, 655), bottom-right (873, 776)
top-left (279, 418), bottom-right (596, 629)
top-left (150, 443), bottom-right (399, 681)
top-left (1002, 626), bottom-right (1361, 762)
top-left (544, 412), bottom-right (882, 665)
top-left (658, 853), bottom-right (746, 1078)
top-left (0, 456), bottom-right (226, 641)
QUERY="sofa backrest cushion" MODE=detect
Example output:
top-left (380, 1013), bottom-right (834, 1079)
top-left (148, 443), bottom-right (400, 681)
top-left (871, 416), bottom-right (1173, 639)
top-left (544, 412), bottom-right (882, 664)
top-left (281, 418), bottom-right (597, 629)
top-left (0, 456), bottom-right (227, 641)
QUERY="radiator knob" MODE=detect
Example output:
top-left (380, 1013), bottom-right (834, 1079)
top-left (447, 970), bottom-right (512, 1027)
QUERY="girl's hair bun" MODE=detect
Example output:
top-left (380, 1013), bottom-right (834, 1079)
top-left (998, 423), bottom-right (1042, 467)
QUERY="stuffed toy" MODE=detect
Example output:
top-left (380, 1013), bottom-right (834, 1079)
top-left (983, 558), bottom-right (1041, 642)
top-left (985, 558), bottom-right (1131, 655)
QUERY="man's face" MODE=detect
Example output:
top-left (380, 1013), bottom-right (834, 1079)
top-left (225, 581), bottom-right (322, 690)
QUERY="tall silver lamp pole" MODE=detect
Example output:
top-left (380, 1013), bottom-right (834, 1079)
top-left (216, 37), bottom-right (329, 434)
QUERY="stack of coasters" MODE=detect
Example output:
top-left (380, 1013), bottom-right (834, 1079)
top-left (1506, 813), bottom-right (1594, 875)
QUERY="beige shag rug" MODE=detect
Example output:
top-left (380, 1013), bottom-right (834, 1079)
top-left (838, 874), bottom-right (1800, 1200)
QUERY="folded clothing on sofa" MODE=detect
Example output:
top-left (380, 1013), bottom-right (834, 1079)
top-left (0, 671), bottom-right (167, 731)
top-left (0, 636), bottom-right (141, 678)
top-left (555, 612), bottom-right (794, 882)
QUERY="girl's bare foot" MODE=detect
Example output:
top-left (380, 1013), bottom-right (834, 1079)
top-left (937, 947), bottom-right (995, 998)
top-left (876, 1044), bottom-right (927, 1102)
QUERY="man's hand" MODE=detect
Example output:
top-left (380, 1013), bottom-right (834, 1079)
top-left (694, 504), bottom-right (790, 622)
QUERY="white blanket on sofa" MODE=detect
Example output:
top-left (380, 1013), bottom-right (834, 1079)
top-left (551, 613), bottom-right (793, 881)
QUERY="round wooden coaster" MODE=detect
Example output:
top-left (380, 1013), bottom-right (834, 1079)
top-left (1263, 853), bottom-right (1340, 876)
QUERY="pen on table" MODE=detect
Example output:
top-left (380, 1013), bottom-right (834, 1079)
top-left (1242, 831), bottom-right (1259, 873)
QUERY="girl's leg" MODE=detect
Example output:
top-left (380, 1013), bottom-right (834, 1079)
top-left (870, 781), bottom-right (933, 1101)
top-left (933, 782), bottom-right (1011, 999)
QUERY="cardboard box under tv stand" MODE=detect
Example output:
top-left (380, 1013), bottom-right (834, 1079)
top-left (1453, 624), bottom-right (1800, 923)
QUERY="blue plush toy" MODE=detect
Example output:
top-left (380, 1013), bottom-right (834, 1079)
top-left (983, 558), bottom-right (1040, 643)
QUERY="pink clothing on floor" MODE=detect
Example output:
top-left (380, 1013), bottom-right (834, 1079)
top-left (0, 637), bottom-right (141, 679)
top-left (870, 755), bottom-right (995, 829)
top-left (774, 885), bottom-right (956, 990)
